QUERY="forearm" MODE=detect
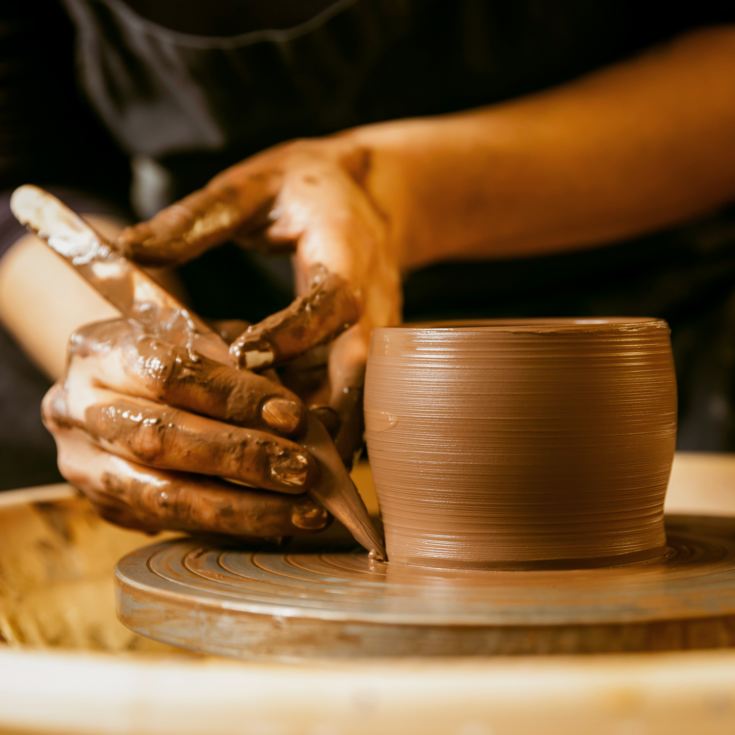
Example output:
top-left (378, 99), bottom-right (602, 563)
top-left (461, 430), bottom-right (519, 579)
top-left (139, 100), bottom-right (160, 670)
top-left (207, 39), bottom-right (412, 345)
top-left (352, 26), bottom-right (735, 269)
top-left (0, 213), bottom-right (187, 380)
top-left (0, 216), bottom-right (124, 380)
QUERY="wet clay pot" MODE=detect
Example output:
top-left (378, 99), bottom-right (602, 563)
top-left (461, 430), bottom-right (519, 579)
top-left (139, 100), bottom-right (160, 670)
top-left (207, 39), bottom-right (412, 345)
top-left (364, 319), bottom-right (677, 569)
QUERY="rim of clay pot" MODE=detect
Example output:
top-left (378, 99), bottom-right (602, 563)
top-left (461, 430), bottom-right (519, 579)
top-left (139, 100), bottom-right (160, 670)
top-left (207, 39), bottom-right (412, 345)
top-left (373, 317), bottom-right (667, 335)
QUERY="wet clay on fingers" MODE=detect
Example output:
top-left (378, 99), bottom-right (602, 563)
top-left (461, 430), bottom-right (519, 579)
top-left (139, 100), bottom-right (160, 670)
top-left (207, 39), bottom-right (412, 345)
top-left (230, 266), bottom-right (361, 370)
top-left (365, 318), bottom-right (677, 569)
top-left (13, 186), bottom-right (383, 554)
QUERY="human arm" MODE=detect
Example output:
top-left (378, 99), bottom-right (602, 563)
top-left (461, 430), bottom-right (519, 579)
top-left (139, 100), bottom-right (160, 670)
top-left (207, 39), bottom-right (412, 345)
top-left (352, 25), bottom-right (735, 267)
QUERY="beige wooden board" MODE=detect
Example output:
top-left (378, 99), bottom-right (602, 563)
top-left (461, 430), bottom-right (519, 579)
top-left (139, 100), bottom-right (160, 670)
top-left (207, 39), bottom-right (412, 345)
top-left (3, 648), bottom-right (735, 735)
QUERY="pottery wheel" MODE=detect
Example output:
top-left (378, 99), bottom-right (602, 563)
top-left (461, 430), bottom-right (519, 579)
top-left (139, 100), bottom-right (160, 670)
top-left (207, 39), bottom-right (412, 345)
top-left (116, 514), bottom-right (735, 660)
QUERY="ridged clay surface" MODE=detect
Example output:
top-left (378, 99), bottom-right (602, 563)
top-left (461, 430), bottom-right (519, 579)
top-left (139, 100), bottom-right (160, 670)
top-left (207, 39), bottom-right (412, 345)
top-left (364, 319), bottom-right (677, 568)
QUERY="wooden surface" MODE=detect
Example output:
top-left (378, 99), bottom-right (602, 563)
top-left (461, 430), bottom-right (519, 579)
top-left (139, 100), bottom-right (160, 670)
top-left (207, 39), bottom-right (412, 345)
top-left (2, 454), bottom-right (735, 733)
top-left (4, 648), bottom-right (735, 735)
top-left (0, 484), bottom-right (177, 654)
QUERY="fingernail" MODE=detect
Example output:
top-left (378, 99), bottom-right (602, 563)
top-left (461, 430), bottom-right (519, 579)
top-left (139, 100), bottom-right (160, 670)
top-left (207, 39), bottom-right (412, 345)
top-left (262, 397), bottom-right (304, 434)
top-left (269, 449), bottom-right (313, 489)
top-left (291, 500), bottom-right (329, 530)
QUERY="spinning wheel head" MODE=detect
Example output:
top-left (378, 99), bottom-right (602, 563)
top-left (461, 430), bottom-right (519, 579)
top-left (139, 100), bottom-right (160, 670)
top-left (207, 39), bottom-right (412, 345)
top-left (117, 515), bottom-right (735, 660)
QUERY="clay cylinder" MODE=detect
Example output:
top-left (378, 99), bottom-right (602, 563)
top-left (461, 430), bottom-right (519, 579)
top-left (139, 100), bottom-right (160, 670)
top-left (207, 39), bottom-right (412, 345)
top-left (364, 318), bottom-right (677, 569)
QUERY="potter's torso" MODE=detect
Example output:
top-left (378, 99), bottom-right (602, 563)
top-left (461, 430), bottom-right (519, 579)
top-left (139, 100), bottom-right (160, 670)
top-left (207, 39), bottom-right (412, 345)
top-left (62, 0), bottom-right (728, 211)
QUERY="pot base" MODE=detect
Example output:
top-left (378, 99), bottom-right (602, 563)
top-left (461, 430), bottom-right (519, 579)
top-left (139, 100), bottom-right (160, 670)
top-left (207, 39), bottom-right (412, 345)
top-left (389, 543), bottom-right (668, 571)
top-left (116, 514), bottom-right (735, 659)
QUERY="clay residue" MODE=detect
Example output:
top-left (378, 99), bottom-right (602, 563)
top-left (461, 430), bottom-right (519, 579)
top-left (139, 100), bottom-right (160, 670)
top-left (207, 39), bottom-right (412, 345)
top-left (365, 318), bottom-right (677, 569)
top-left (230, 266), bottom-right (361, 369)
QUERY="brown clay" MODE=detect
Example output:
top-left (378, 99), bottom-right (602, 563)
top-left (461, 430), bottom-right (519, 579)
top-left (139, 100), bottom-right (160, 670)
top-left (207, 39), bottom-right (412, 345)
top-left (365, 318), bottom-right (677, 569)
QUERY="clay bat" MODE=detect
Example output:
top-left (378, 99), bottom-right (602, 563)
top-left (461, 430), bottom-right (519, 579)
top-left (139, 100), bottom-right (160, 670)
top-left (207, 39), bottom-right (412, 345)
top-left (10, 185), bottom-right (385, 558)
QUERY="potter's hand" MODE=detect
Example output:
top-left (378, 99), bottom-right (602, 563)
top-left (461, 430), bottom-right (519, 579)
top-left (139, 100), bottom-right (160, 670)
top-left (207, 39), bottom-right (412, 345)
top-left (42, 318), bottom-right (330, 537)
top-left (117, 137), bottom-right (402, 463)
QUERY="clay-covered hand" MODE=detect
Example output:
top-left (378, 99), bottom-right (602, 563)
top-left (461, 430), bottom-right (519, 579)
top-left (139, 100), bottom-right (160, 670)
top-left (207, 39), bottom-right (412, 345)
top-left (42, 318), bottom-right (330, 538)
top-left (117, 136), bottom-right (402, 462)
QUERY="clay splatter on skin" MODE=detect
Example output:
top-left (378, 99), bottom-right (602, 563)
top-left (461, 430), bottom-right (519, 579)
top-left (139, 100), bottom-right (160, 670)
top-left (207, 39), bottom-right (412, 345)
top-left (230, 266), bottom-right (361, 370)
top-left (365, 318), bottom-right (677, 569)
top-left (67, 319), bottom-right (306, 436)
top-left (83, 399), bottom-right (315, 493)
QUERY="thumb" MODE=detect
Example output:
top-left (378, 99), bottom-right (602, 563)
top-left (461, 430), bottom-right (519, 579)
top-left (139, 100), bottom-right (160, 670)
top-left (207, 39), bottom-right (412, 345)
top-left (117, 165), bottom-right (278, 266)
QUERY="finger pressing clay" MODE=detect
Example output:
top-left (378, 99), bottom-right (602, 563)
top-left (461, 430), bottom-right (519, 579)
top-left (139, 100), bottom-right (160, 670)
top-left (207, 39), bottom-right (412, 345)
top-left (230, 266), bottom-right (361, 370)
top-left (43, 376), bottom-right (316, 495)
